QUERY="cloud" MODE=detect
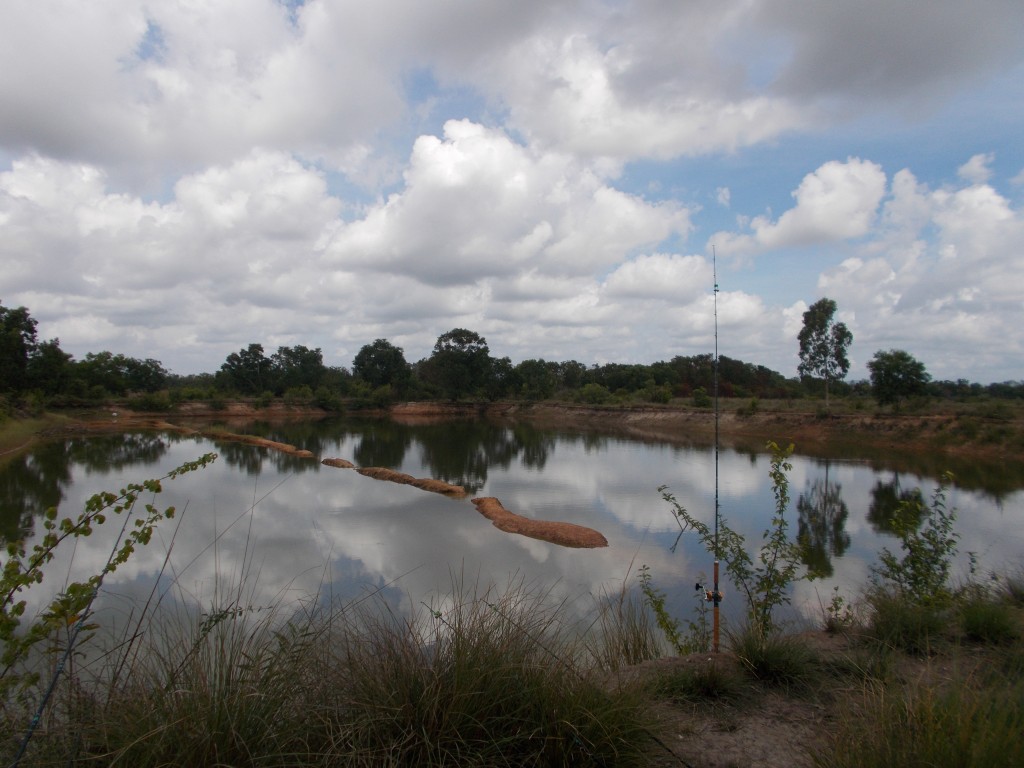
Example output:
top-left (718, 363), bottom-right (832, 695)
top-left (322, 120), bottom-right (691, 285)
top-left (815, 169), bottom-right (1024, 379)
top-left (958, 153), bottom-right (995, 184)
top-left (761, 0), bottom-right (1024, 109)
top-left (1, 0), bottom-right (1022, 384)
top-left (712, 158), bottom-right (887, 256)
top-left (601, 253), bottom-right (711, 302)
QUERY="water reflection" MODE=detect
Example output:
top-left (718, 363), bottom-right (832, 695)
top-left (868, 475), bottom-right (926, 534)
top-left (796, 461), bottom-right (850, 578)
top-left (2, 418), bottom-right (1023, 635)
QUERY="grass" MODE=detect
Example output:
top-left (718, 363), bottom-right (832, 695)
top-left (586, 582), bottom-right (663, 670)
top-left (3, 580), bottom-right (654, 767)
top-left (0, 412), bottom-right (72, 461)
top-left (727, 625), bottom-right (820, 689)
top-left (648, 659), bottom-right (744, 705)
top-left (961, 598), bottom-right (1020, 644)
top-left (806, 578), bottom-right (1024, 768)
top-left (4, 573), bottom-right (1024, 767)
top-left (812, 673), bottom-right (1024, 768)
top-left (861, 589), bottom-right (948, 656)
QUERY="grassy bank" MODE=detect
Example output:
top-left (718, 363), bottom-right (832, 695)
top-left (0, 413), bottom-right (75, 463)
top-left (2, 572), bottom-right (1022, 767)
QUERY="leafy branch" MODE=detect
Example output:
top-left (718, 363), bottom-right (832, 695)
top-left (1, 453), bottom-right (217, 695)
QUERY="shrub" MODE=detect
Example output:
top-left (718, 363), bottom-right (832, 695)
top-left (728, 625), bottom-right (818, 688)
top-left (864, 590), bottom-right (945, 656)
top-left (871, 472), bottom-right (958, 608)
top-left (637, 565), bottom-right (710, 655)
top-left (662, 441), bottom-right (805, 640)
top-left (692, 387), bottom-right (711, 408)
top-left (961, 599), bottom-right (1019, 645)
top-left (577, 383), bottom-right (611, 405)
top-left (313, 386), bottom-right (344, 411)
top-left (128, 392), bottom-right (172, 412)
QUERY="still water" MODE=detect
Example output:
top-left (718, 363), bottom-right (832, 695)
top-left (3, 416), bottom-right (1023, 633)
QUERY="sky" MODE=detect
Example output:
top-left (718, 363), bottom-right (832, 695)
top-left (1, 0), bottom-right (1023, 384)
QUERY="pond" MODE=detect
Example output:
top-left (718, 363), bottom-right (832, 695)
top-left (3, 415), bottom-right (1023, 635)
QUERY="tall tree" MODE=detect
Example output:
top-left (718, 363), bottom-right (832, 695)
top-left (353, 339), bottom-right (411, 392)
top-left (270, 345), bottom-right (326, 393)
top-left (798, 298), bottom-right (852, 411)
top-left (27, 339), bottom-right (73, 394)
top-left (428, 328), bottom-right (492, 400)
top-left (867, 349), bottom-right (931, 408)
top-left (0, 302), bottom-right (39, 392)
top-left (219, 343), bottom-right (270, 394)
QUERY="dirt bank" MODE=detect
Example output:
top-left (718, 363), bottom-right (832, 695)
top-left (479, 402), bottom-right (1024, 462)
top-left (6, 398), bottom-right (1023, 467)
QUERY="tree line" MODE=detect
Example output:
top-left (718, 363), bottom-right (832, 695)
top-left (2, 298), bottom-right (1022, 412)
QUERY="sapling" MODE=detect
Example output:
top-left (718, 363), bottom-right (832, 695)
top-left (661, 441), bottom-right (807, 639)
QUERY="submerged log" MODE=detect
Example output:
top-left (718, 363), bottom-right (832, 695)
top-left (356, 467), bottom-right (467, 497)
top-left (201, 430), bottom-right (317, 458)
top-left (321, 457), bottom-right (356, 469)
top-left (471, 497), bottom-right (608, 548)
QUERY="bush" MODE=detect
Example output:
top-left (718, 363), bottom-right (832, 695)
top-left (728, 626), bottom-right (818, 688)
top-left (283, 385), bottom-right (314, 405)
top-left (128, 392), bottom-right (172, 412)
top-left (649, 660), bottom-right (743, 704)
top-left (864, 590), bottom-right (946, 656)
top-left (313, 386), bottom-right (344, 412)
top-left (871, 473), bottom-right (958, 607)
top-left (577, 383), bottom-right (611, 405)
top-left (961, 599), bottom-right (1019, 645)
top-left (692, 387), bottom-right (711, 408)
top-left (661, 441), bottom-right (804, 641)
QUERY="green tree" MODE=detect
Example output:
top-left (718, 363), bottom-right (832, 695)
top-left (353, 339), bottom-right (411, 392)
top-left (219, 343), bottom-right (271, 394)
top-left (75, 352), bottom-right (168, 395)
top-left (797, 297), bottom-right (852, 411)
top-left (867, 348), bottom-right (931, 408)
top-left (27, 338), bottom-right (73, 395)
top-left (0, 302), bottom-right (39, 392)
top-left (514, 359), bottom-right (557, 401)
top-left (270, 345), bottom-right (327, 394)
top-left (428, 328), bottom-right (492, 400)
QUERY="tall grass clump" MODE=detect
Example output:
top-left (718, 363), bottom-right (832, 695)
top-left (4, 579), bottom-right (653, 767)
top-left (960, 594), bottom-right (1020, 645)
top-left (68, 601), bottom-right (335, 766)
top-left (648, 660), bottom-right (743, 705)
top-left (813, 675), bottom-right (1024, 768)
top-left (727, 624), bottom-right (819, 689)
top-left (333, 581), bottom-right (651, 767)
top-left (587, 579), bottom-right (663, 669)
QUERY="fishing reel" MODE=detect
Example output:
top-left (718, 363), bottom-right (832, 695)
top-left (695, 582), bottom-right (723, 603)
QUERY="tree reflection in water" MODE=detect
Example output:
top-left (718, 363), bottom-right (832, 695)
top-left (796, 461), bottom-right (850, 578)
top-left (868, 475), bottom-right (925, 534)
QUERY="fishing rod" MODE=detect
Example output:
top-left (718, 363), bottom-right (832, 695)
top-left (708, 245), bottom-right (723, 653)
